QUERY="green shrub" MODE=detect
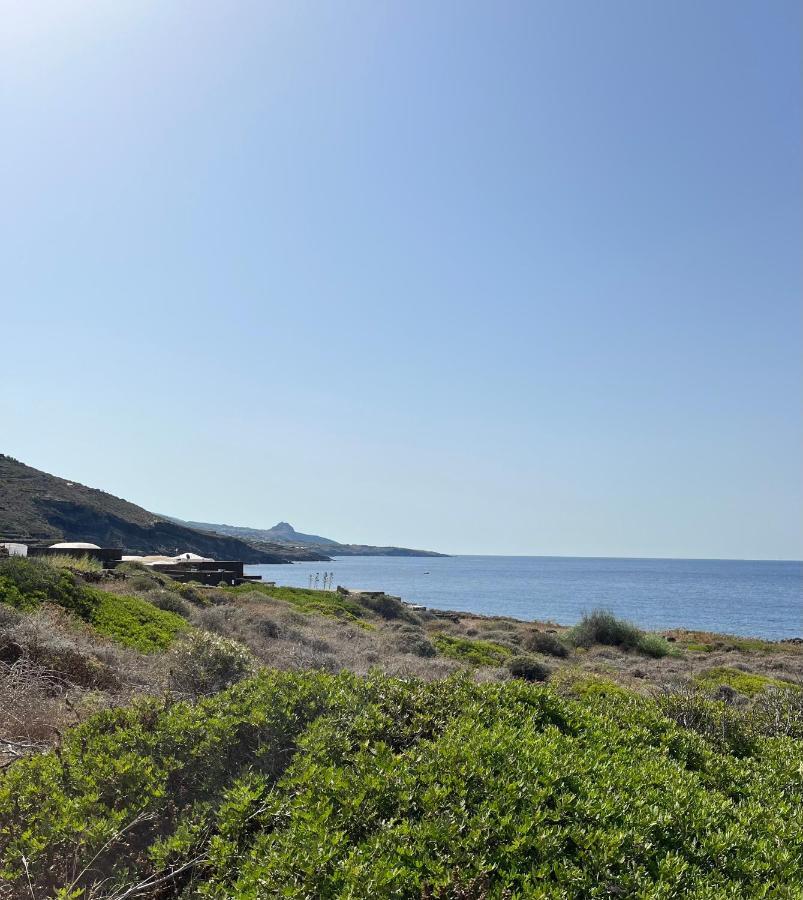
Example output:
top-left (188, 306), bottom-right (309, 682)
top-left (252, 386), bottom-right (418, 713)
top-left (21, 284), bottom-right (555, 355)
top-left (522, 629), bottom-right (569, 658)
top-left (568, 609), bottom-right (670, 657)
top-left (1, 672), bottom-right (800, 899)
top-left (695, 666), bottom-right (799, 696)
top-left (0, 556), bottom-right (99, 619)
top-left (128, 574), bottom-right (160, 592)
top-left (229, 584), bottom-right (368, 622)
top-left (89, 591), bottom-right (188, 652)
top-left (168, 631), bottom-right (255, 696)
top-left (555, 671), bottom-right (632, 700)
top-left (434, 634), bottom-right (512, 667)
top-left (506, 654), bottom-right (550, 682)
top-left (568, 609), bottom-right (642, 649)
top-left (173, 581), bottom-right (205, 603)
top-left (0, 557), bottom-right (187, 652)
top-left (635, 632), bottom-right (673, 658)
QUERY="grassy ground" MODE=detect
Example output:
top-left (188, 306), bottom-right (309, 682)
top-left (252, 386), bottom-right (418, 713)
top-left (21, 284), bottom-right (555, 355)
top-left (1, 557), bottom-right (801, 898)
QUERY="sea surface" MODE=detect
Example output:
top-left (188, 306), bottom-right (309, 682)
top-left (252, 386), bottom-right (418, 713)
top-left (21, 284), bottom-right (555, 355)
top-left (246, 555), bottom-right (803, 640)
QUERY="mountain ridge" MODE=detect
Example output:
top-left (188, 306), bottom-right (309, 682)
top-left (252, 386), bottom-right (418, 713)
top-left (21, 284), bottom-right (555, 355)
top-left (0, 455), bottom-right (445, 561)
top-left (0, 455), bottom-right (327, 564)
top-left (170, 518), bottom-right (448, 558)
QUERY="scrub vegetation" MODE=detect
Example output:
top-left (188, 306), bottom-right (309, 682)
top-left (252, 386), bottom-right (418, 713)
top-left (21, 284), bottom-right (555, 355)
top-left (0, 556), bottom-right (187, 651)
top-left (567, 608), bottom-right (674, 658)
top-left (0, 556), bottom-right (801, 898)
top-left (433, 633), bottom-right (513, 667)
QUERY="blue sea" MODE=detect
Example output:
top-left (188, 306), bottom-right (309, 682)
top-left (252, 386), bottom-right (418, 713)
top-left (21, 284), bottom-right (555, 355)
top-left (246, 555), bottom-right (802, 640)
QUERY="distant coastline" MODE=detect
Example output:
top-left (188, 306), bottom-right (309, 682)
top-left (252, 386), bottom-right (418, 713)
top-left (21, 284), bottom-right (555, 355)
top-left (247, 554), bottom-right (803, 641)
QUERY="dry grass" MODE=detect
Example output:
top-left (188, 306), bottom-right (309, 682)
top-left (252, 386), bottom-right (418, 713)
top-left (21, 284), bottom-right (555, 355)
top-left (188, 595), bottom-right (465, 680)
top-left (46, 553), bottom-right (104, 575)
top-left (0, 604), bottom-right (168, 766)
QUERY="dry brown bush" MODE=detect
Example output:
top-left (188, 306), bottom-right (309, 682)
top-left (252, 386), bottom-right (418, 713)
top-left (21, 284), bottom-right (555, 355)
top-left (522, 629), bottom-right (569, 658)
top-left (148, 591), bottom-right (193, 619)
top-left (382, 655), bottom-right (463, 680)
top-left (0, 657), bottom-right (71, 764)
top-left (0, 607), bottom-right (169, 765)
top-left (384, 623), bottom-right (437, 658)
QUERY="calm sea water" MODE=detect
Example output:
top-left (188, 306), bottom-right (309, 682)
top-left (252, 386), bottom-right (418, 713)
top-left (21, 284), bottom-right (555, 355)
top-left (246, 555), bottom-right (802, 640)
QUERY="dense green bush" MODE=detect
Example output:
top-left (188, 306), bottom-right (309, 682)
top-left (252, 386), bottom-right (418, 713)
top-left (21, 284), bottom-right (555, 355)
top-left (635, 631), bottom-right (674, 658)
top-left (0, 556), bottom-right (187, 652)
top-left (434, 633), bottom-right (512, 667)
top-left (568, 609), bottom-right (671, 657)
top-left (0, 556), bottom-right (98, 619)
top-left (172, 580), bottom-right (206, 604)
top-left (90, 591), bottom-right (187, 651)
top-left (522, 629), bottom-right (570, 658)
top-left (506, 653), bottom-right (550, 682)
top-left (0, 671), bottom-right (800, 899)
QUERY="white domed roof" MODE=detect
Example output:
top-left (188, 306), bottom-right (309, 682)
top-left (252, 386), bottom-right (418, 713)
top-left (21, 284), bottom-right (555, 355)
top-left (49, 542), bottom-right (101, 550)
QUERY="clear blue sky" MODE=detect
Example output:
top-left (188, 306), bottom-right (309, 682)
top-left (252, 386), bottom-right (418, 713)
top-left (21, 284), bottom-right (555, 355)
top-left (1, 1), bottom-right (800, 559)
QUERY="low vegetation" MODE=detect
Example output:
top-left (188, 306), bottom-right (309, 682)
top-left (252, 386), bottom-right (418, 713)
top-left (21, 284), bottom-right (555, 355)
top-left (433, 633), bottom-right (512, 667)
top-left (522, 628), bottom-right (569, 658)
top-left (506, 653), bottom-right (550, 681)
top-left (568, 608), bottom-right (673, 657)
top-left (46, 552), bottom-right (104, 575)
top-left (168, 631), bottom-right (256, 697)
top-left (695, 665), bottom-right (800, 696)
top-left (0, 557), bottom-right (186, 652)
top-left (0, 556), bottom-right (801, 898)
top-left (89, 591), bottom-right (187, 652)
top-left (1, 670), bottom-right (801, 898)
top-left (229, 583), bottom-right (369, 622)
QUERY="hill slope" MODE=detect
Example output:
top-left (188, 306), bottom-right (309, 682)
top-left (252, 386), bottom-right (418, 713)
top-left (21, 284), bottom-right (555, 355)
top-left (174, 517), bottom-right (448, 557)
top-left (0, 455), bottom-right (325, 563)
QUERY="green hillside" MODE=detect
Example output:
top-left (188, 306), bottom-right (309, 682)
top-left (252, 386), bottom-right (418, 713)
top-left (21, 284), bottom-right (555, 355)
top-left (0, 454), bottom-right (317, 563)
